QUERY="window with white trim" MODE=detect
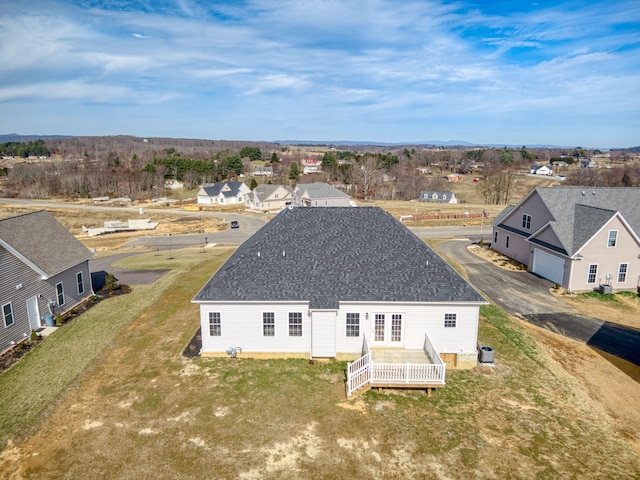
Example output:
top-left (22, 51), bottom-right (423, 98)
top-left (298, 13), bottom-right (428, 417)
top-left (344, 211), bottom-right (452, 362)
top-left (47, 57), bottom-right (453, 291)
top-left (587, 264), bottom-right (598, 284)
top-left (289, 312), bottom-right (302, 336)
top-left (263, 312), bottom-right (275, 336)
top-left (2, 303), bottom-right (14, 328)
top-left (505, 235), bottom-right (510, 249)
top-left (346, 313), bottom-right (360, 337)
top-left (522, 214), bottom-right (531, 229)
top-left (76, 272), bottom-right (85, 295)
top-left (444, 313), bottom-right (457, 328)
top-left (607, 230), bottom-right (617, 247)
top-left (391, 314), bottom-right (402, 341)
top-left (209, 312), bottom-right (221, 336)
top-left (56, 282), bottom-right (65, 306)
top-left (618, 263), bottom-right (628, 283)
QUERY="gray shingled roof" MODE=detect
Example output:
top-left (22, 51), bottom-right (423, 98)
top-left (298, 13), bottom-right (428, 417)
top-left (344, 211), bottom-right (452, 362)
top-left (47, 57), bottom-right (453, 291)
top-left (193, 207), bottom-right (486, 308)
top-left (0, 210), bottom-right (93, 278)
top-left (498, 187), bottom-right (640, 257)
top-left (200, 181), bottom-right (245, 197)
top-left (295, 182), bottom-right (349, 199)
top-left (418, 191), bottom-right (454, 202)
top-left (252, 184), bottom-right (291, 200)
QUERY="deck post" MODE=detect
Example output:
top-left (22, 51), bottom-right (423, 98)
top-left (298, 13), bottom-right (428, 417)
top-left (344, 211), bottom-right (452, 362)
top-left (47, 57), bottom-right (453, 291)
top-left (426, 388), bottom-right (432, 398)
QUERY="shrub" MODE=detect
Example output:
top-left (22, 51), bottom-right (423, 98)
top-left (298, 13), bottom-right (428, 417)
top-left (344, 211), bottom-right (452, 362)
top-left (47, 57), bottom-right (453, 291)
top-left (30, 329), bottom-right (39, 342)
top-left (55, 313), bottom-right (63, 326)
top-left (104, 273), bottom-right (120, 292)
top-left (554, 283), bottom-right (560, 290)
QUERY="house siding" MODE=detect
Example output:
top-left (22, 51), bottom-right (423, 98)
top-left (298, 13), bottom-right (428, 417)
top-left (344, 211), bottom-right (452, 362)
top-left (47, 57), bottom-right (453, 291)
top-left (1, 246), bottom-right (92, 353)
top-left (199, 301), bottom-right (480, 359)
top-left (569, 217), bottom-right (640, 292)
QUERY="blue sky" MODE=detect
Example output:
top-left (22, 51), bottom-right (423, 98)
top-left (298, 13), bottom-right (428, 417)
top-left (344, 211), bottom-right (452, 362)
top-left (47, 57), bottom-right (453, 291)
top-left (0, 0), bottom-right (638, 147)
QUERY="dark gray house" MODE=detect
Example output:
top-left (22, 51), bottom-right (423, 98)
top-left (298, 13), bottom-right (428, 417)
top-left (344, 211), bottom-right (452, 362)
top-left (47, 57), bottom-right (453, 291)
top-left (1, 210), bottom-right (94, 352)
top-left (193, 206), bottom-right (487, 395)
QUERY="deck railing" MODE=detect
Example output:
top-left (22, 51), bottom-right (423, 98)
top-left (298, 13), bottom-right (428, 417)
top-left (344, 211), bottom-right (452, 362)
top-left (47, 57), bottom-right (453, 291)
top-left (346, 334), bottom-right (446, 396)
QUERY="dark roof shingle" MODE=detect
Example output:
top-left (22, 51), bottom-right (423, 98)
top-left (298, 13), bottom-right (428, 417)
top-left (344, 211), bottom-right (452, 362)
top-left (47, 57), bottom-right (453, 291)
top-left (194, 207), bottom-right (486, 308)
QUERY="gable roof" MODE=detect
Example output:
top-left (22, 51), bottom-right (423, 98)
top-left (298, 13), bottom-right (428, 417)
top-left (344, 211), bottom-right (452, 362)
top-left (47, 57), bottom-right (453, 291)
top-left (0, 210), bottom-right (93, 278)
top-left (294, 182), bottom-right (349, 199)
top-left (499, 187), bottom-right (640, 257)
top-left (193, 207), bottom-right (486, 309)
top-left (199, 181), bottom-right (246, 197)
top-left (251, 184), bottom-right (292, 201)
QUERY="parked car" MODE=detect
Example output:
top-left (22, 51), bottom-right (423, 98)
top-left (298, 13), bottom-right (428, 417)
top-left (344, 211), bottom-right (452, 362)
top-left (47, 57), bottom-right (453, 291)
top-left (230, 220), bottom-right (239, 229)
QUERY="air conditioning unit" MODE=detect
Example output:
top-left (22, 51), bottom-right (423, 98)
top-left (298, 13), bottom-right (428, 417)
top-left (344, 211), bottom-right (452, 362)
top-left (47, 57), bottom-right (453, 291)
top-left (598, 284), bottom-right (612, 295)
top-left (478, 345), bottom-right (495, 363)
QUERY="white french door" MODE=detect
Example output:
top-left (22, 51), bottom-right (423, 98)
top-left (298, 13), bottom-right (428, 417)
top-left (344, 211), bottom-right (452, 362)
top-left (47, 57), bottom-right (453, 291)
top-left (372, 313), bottom-right (404, 346)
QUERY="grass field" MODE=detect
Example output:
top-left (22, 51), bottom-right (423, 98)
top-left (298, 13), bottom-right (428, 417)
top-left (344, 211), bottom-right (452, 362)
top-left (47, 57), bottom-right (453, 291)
top-left (1, 247), bottom-right (639, 479)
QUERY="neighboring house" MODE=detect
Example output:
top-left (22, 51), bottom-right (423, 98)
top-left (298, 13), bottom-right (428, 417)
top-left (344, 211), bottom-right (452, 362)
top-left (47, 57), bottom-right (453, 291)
top-left (492, 187), bottom-right (640, 293)
top-left (197, 181), bottom-right (250, 205)
top-left (292, 182), bottom-right (351, 207)
top-left (164, 179), bottom-right (184, 190)
top-left (1, 210), bottom-right (94, 353)
top-left (193, 207), bottom-right (487, 395)
top-left (530, 165), bottom-right (553, 176)
top-left (581, 160), bottom-right (597, 168)
top-left (418, 191), bottom-right (458, 204)
top-left (252, 166), bottom-right (274, 177)
top-left (301, 158), bottom-right (322, 175)
top-left (245, 184), bottom-right (293, 211)
top-left (446, 174), bottom-right (463, 182)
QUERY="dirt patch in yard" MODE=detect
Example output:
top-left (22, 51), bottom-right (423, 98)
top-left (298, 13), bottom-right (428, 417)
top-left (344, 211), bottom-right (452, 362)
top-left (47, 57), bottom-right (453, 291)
top-left (467, 244), bottom-right (525, 271)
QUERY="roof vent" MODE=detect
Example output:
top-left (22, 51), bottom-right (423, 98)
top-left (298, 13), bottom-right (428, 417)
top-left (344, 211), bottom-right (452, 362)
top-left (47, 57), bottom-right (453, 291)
top-left (592, 191), bottom-right (596, 195)
top-left (581, 191), bottom-right (586, 195)
top-left (425, 260), bottom-right (429, 267)
top-left (282, 250), bottom-right (286, 257)
top-left (257, 251), bottom-right (261, 258)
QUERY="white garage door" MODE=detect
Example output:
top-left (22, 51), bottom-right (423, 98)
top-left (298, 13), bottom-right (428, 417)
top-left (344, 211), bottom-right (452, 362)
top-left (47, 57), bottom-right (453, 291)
top-left (532, 249), bottom-right (565, 284)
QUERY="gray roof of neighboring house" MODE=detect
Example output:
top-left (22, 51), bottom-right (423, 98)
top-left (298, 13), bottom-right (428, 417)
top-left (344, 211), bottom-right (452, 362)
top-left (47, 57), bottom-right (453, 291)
top-left (193, 207), bottom-right (486, 309)
top-left (500, 187), bottom-right (640, 257)
top-left (200, 181), bottom-right (246, 197)
top-left (252, 184), bottom-right (292, 201)
top-left (0, 210), bottom-right (93, 278)
top-left (295, 182), bottom-right (349, 199)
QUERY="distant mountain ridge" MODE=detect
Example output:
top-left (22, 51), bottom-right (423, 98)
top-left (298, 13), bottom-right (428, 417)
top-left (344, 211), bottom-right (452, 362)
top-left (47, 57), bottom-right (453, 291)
top-left (1, 133), bottom-right (625, 150)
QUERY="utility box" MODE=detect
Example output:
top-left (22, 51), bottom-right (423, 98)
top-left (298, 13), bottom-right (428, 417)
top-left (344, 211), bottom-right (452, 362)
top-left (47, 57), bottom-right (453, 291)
top-left (599, 284), bottom-right (612, 295)
top-left (479, 345), bottom-right (495, 363)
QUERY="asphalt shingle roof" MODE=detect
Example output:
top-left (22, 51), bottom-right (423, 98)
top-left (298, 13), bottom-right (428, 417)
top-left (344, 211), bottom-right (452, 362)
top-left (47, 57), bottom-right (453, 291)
top-left (193, 207), bottom-right (486, 308)
top-left (295, 182), bottom-right (349, 199)
top-left (0, 210), bottom-right (93, 278)
top-left (534, 187), bottom-right (640, 256)
top-left (200, 181), bottom-right (245, 197)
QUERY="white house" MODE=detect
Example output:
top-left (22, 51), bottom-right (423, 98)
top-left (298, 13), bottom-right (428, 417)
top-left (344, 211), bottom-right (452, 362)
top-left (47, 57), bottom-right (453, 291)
top-left (245, 184), bottom-right (292, 211)
top-left (197, 182), bottom-right (250, 205)
top-left (418, 191), bottom-right (458, 204)
top-left (193, 207), bottom-right (488, 395)
top-left (291, 183), bottom-right (351, 207)
top-left (530, 165), bottom-right (553, 176)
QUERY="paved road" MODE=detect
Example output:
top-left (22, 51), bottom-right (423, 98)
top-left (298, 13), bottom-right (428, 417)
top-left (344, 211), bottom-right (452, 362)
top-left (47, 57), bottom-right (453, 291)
top-left (438, 239), bottom-right (640, 366)
top-left (90, 253), bottom-right (170, 289)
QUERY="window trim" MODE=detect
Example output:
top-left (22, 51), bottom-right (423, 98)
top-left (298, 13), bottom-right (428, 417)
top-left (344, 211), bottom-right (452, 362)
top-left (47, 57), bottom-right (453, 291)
top-left (288, 312), bottom-right (303, 337)
top-left (505, 235), bottom-right (510, 249)
top-left (522, 213), bottom-right (532, 230)
top-left (607, 230), bottom-right (618, 248)
top-left (617, 263), bottom-right (628, 283)
top-left (2, 302), bottom-right (14, 328)
top-left (587, 264), bottom-right (598, 284)
top-left (444, 313), bottom-right (457, 328)
top-left (263, 311), bottom-right (275, 337)
top-left (346, 313), bottom-right (360, 337)
top-left (56, 282), bottom-right (65, 307)
top-left (76, 271), bottom-right (85, 295)
top-left (208, 312), bottom-right (221, 336)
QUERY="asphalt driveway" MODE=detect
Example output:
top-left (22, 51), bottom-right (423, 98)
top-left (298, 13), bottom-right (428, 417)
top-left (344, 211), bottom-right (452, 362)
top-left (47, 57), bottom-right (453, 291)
top-left (437, 239), bottom-right (640, 366)
top-left (90, 253), bottom-right (170, 290)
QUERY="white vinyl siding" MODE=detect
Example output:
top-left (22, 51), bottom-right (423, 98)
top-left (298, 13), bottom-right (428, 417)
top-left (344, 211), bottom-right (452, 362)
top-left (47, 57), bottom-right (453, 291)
top-left (199, 303), bottom-right (481, 357)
